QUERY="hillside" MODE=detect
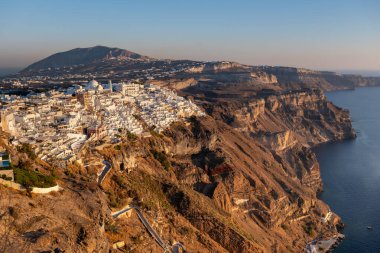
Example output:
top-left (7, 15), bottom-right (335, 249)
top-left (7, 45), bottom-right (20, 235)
top-left (22, 46), bottom-right (150, 72)
top-left (6, 47), bottom-right (378, 92)
top-left (0, 89), bottom-right (354, 252)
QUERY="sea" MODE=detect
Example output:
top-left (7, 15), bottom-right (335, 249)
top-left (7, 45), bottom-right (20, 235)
top-left (315, 86), bottom-right (380, 252)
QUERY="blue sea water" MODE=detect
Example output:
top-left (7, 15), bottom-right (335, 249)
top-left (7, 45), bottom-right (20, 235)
top-left (315, 87), bottom-right (380, 252)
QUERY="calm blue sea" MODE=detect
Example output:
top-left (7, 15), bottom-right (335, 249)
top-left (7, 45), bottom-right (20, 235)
top-left (315, 87), bottom-right (380, 252)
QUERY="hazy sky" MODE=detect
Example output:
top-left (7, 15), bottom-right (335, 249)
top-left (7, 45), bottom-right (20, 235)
top-left (0, 0), bottom-right (379, 72)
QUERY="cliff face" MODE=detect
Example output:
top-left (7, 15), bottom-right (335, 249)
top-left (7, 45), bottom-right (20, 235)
top-left (207, 89), bottom-right (355, 144)
top-left (251, 66), bottom-right (380, 91)
top-left (250, 71), bottom-right (278, 84)
top-left (0, 89), bottom-right (355, 252)
top-left (205, 89), bottom-right (355, 193)
top-left (183, 64), bottom-right (380, 92)
top-left (90, 89), bottom-right (353, 252)
top-left (186, 61), bottom-right (246, 73)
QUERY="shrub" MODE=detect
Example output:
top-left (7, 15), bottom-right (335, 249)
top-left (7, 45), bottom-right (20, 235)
top-left (14, 168), bottom-right (56, 188)
top-left (150, 149), bottom-right (170, 170)
top-left (127, 131), bottom-right (137, 141)
top-left (304, 225), bottom-right (314, 236)
top-left (17, 144), bottom-right (36, 160)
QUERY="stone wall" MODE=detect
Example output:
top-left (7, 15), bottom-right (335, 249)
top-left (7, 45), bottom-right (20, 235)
top-left (0, 178), bottom-right (60, 194)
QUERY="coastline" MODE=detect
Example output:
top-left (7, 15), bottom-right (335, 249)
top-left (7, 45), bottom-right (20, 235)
top-left (307, 91), bottom-right (358, 252)
top-left (308, 87), bottom-right (380, 252)
top-left (306, 234), bottom-right (345, 253)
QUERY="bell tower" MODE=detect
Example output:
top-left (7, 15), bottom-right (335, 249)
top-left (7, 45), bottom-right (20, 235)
top-left (108, 80), bottom-right (113, 92)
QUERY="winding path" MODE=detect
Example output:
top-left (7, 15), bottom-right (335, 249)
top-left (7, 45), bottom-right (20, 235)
top-left (112, 205), bottom-right (170, 252)
top-left (98, 160), bottom-right (112, 185)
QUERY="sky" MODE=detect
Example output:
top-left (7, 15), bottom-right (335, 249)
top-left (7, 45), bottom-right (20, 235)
top-left (0, 0), bottom-right (379, 74)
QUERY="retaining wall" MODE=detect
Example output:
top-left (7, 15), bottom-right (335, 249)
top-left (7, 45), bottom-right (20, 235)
top-left (0, 178), bottom-right (60, 194)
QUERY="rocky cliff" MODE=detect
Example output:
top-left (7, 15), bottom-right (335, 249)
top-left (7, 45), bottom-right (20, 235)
top-left (182, 64), bottom-right (380, 92)
top-left (204, 89), bottom-right (355, 192)
top-left (186, 61), bottom-right (247, 73)
top-left (0, 89), bottom-right (355, 252)
top-left (253, 66), bottom-right (380, 91)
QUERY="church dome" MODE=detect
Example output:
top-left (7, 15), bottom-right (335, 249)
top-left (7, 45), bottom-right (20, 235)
top-left (85, 80), bottom-right (103, 91)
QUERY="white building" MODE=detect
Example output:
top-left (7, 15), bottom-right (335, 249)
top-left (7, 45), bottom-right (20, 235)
top-left (122, 82), bottom-right (141, 97)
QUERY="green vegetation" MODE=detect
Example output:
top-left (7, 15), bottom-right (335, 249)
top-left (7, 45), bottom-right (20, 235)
top-left (127, 131), bottom-right (137, 141)
top-left (14, 167), bottom-right (56, 188)
top-left (17, 143), bottom-right (36, 160)
top-left (119, 171), bottom-right (171, 211)
top-left (304, 225), bottom-right (314, 236)
top-left (135, 173), bottom-right (171, 210)
top-left (150, 149), bottom-right (170, 170)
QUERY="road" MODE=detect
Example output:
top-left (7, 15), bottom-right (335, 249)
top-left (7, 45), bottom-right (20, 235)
top-left (98, 160), bottom-right (112, 184)
top-left (112, 205), bottom-right (170, 252)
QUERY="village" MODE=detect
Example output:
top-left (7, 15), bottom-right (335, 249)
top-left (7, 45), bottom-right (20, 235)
top-left (0, 80), bottom-right (204, 163)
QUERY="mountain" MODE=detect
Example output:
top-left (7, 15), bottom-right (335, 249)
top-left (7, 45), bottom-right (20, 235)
top-left (13, 46), bottom-right (380, 92)
top-left (22, 46), bottom-right (150, 72)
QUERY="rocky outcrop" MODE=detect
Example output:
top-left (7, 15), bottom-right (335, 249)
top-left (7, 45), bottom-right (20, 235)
top-left (203, 88), bottom-right (354, 196)
top-left (250, 71), bottom-right (278, 84)
top-left (252, 66), bottom-right (376, 91)
top-left (211, 182), bottom-right (233, 213)
top-left (234, 99), bottom-right (266, 125)
top-left (254, 130), bottom-right (297, 151)
top-left (186, 61), bottom-right (246, 73)
top-left (181, 64), bottom-right (380, 93)
top-left (206, 89), bottom-right (355, 145)
top-left (265, 90), bottom-right (326, 112)
top-left (150, 77), bottom-right (198, 90)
